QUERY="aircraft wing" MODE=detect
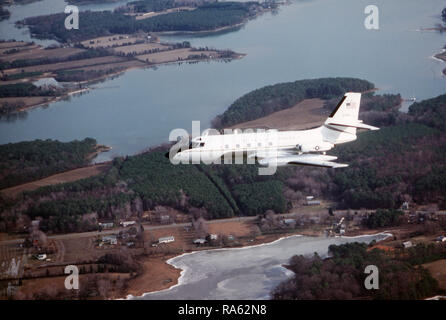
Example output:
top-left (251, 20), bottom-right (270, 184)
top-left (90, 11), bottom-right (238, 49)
top-left (255, 152), bottom-right (348, 168)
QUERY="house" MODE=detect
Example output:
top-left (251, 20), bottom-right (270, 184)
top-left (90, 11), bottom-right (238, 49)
top-left (120, 221), bottom-right (136, 228)
top-left (98, 222), bottom-right (114, 229)
top-left (193, 238), bottom-right (207, 245)
top-left (102, 235), bottom-right (117, 245)
top-left (36, 254), bottom-right (47, 261)
top-left (159, 215), bottom-right (171, 224)
top-left (305, 200), bottom-right (321, 206)
top-left (401, 202), bottom-right (410, 210)
top-left (306, 196), bottom-right (314, 201)
top-left (142, 212), bottom-right (150, 220)
top-left (283, 219), bottom-right (296, 226)
top-left (158, 236), bottom-right (175, 244)
top-left (209, 234), bottom-right (218, 240)
top-left (402, 241), bottom-right (413, 249)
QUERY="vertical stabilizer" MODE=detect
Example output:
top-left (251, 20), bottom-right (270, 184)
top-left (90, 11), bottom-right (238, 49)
top-left (321, 93), bottom-right (362, 144)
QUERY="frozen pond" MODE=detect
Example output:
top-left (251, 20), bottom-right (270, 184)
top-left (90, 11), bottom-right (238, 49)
top-left (130, 233), bottom-right (390, 300)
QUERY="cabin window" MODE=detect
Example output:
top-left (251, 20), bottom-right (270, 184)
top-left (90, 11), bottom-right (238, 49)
top-left (225, 144), bottom-right (229, 149)
top-left (199, 142), bottom-right (205, 147)
top-left (247, 143), bottom-right (251, 148)
top-left (257, 142), bottom-right (262, 147)
top-left (236, 144), bottom-right (240, 148)
top-left (269, 142), bottom-right (273, 146)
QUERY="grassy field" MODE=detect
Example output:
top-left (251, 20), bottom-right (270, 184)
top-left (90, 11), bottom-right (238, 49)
top-left (0, 163), bottom-right (110, 198)
top-left (229, 98), bottom-right (328, 130)
top-left (138, 48), bottom-right (221, 64)
top-left (112, 42), bottom-right (167, 54)
top-left (3, 56), bottom-right (127, 75)
top-left (423, 259), bottom-right (446, 290)
top-left (130, 7), bottom-right (196, 20)
top-left (0, 46), bottom-right (84, 63)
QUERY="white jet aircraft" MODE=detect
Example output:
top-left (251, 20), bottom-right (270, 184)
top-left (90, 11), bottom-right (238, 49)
top-left (170, 92), bottom-right (379, 168)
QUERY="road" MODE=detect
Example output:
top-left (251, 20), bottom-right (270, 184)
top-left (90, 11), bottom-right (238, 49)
top-left (0, 215), bottom-right (259, 245)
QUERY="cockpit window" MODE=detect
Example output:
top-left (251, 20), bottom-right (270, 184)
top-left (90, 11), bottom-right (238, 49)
top-left (189, 141), bottom-right (205, 149)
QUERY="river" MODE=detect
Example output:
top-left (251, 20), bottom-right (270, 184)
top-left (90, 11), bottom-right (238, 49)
top-left (0, 0), bottom-right (445, 162)
top-left (128, 233), bottom-right (391, 300)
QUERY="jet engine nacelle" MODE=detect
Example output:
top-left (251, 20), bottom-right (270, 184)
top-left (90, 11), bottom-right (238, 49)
top-left (296, 142), bottom-right (333, 153)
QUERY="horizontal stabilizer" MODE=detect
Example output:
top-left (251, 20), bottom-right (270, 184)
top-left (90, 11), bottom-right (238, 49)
top-left (326, 119), bottom-right (379, 131)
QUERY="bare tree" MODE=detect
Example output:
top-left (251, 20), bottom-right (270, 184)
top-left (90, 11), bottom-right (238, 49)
top-left (192, 217), bottom-right (209, 238)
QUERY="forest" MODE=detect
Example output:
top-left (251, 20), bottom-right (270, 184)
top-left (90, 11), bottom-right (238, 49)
top-left (362, 209), bottom-right (404, 229)
top-left (0, 138), bottom-right (98, 189)
top-left (272, 242), bottom-right (442, 299)
top-left (1, 151), bottom-right (288, 233)
top-left (121, 0), bottom-right (178, 13)
top-left (23, 2), bottom-right (262, 42)
top-left (0, 6), bottom-right (9, 21)
top-left (0, 83), bottom-right (63, 98)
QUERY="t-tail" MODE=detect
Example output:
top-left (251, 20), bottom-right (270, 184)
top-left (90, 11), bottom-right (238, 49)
top-left (321, 92), bottom-right (379, 144)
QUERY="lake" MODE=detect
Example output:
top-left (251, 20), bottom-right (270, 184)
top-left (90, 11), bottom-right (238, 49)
top-left (128, 233), bottom-right (391, 300)
top-left (0, 0), bottom-right (445, 162)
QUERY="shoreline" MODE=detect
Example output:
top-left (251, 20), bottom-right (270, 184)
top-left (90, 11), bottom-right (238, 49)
top-left (2, 51), bottom-right (245, 116)
top-left (122, 231), bottom-right (392, 300)
top-left (155, 22), bottom-right (246, 37)
top-left (433, 48), bottom-right (446, 75)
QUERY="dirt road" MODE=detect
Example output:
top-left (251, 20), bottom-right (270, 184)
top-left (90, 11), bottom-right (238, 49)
top-left (0, 216), bottom-right (259, 245)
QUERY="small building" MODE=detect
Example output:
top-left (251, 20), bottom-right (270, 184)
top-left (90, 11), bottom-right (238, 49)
top-left (102, 235), bottom-right (117, 245)
top-left (283, 218), bottom-right (296, 226)
top-left (159, 215), bottom-right (171, 224)
top-left (142, 212), bottom-right (150, 220)
top-left (306, 196), bottom-right (314, 201)
top-left (402, 241), bottom-right (413, 249)
top-left (158, 236), bottom-right (175, 244)
top-left (121, 221), bottom-right (136, 228)
top-left (305, 200), bottom-right (321, 206)
top-left (99, 222), bottom-right (114, 229)
top-left (209, 234), bottom-right (218, 240)
top-left (36, 254), bottom-right (47, 261)
top-left (401, 201), bottom-right (410, 210)
top-left (193, 238), bottom-right (207, 245)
